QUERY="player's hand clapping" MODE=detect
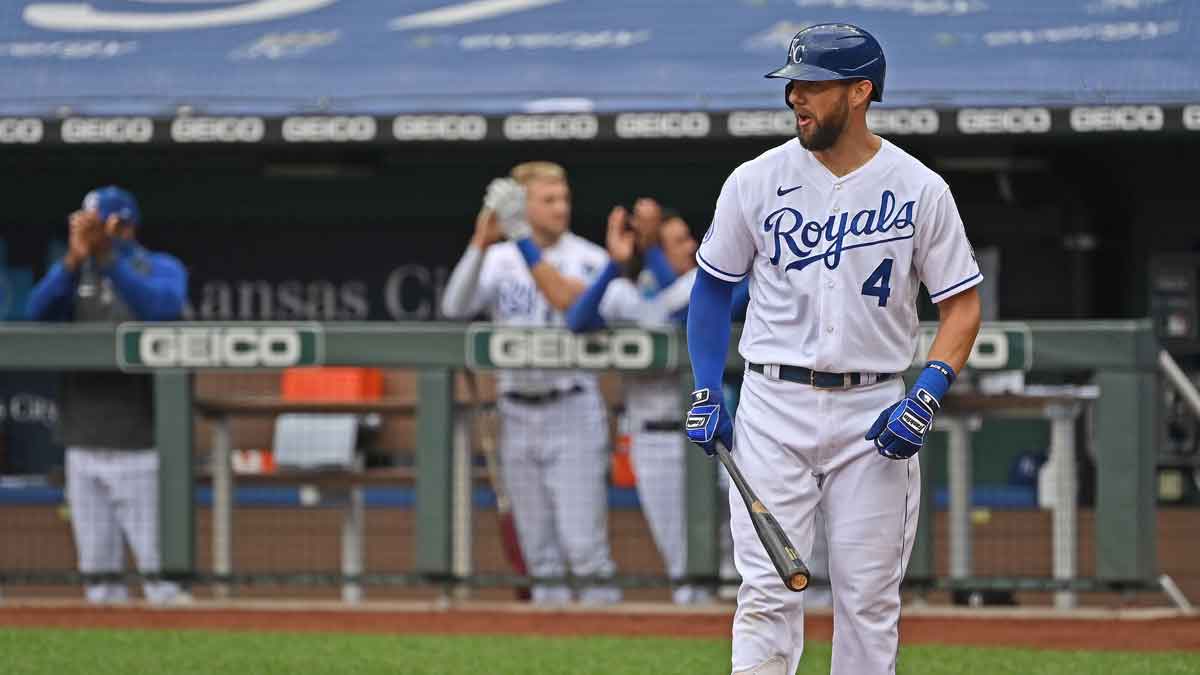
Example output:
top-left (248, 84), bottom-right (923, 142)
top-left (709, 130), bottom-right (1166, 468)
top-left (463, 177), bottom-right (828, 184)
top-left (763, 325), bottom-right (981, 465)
top-left (628, 197), bottom-right (663, 251)
top-left (64, 209), bottom-right (110, 272)
top-left (605, 206), bottom-right (636, 264)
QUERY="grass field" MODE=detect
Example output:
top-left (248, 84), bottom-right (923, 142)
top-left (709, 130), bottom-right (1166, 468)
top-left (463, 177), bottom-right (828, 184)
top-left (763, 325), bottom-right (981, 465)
top-left (2, 628), bottom-right (1198, 675)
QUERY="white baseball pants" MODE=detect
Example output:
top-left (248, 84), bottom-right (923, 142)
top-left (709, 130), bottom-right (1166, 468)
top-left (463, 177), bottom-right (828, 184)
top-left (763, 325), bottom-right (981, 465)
top-left (728, 370), bottom-right (920, 675)
top-left (65, 448), bottom-right (181, 604)
top-left (498, 388), bottom-right (619, 604)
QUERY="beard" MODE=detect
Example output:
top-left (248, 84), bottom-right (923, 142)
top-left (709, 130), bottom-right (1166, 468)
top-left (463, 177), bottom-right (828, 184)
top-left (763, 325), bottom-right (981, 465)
top-left (796, 95), bottom-right (849, 151)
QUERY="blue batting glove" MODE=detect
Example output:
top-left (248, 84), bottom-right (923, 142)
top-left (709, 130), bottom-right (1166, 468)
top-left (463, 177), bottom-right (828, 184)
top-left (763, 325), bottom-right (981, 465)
top-left (866, 361), bottom-right (955, 460)
top-left (685, 387), bottom-right (733, 456)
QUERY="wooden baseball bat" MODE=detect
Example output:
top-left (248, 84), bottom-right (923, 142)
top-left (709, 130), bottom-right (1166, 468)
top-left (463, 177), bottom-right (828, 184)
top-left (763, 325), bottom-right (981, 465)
top-left (465, 371), bottom-right (530, 600)
top-left (714, 440), bottom-right (810, 592)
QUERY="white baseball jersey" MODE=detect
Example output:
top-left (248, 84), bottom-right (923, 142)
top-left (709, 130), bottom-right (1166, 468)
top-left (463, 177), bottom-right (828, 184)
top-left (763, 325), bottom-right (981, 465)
top-left (696, 137), bottom-right (981, 374)
top-left (443, 232), bottom-right (609, 394)
top-left (595, 268), bottom-right (696, 422)
top-left (598, 267), bottom-right (696, 329)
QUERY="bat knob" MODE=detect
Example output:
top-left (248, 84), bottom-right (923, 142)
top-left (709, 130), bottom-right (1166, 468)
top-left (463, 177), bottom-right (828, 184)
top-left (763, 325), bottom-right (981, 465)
top-left (786, 573), bottom-right (810, 592)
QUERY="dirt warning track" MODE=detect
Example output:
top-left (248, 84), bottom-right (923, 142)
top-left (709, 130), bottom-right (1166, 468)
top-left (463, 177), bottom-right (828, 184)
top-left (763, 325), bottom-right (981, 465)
top-left (0, 603), bottom-right (1196, 652)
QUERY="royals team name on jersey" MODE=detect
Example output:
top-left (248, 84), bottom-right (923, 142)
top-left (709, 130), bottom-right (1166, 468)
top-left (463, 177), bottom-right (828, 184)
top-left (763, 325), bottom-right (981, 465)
top-left (763, 189), bottom-right (915, 273)
top-left (696, 138), bottom-right (982, 374)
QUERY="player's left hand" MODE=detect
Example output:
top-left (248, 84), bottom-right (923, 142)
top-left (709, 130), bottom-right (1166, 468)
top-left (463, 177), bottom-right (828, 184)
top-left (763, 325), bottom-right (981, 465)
top-left (685, 387), bottom-right (733, 456)
top-left (866, 361), bottom-right (956, 460)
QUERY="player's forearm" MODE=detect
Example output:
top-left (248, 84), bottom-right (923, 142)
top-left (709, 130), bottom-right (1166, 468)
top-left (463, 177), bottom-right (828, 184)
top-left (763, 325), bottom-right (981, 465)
top-left (925, 287), bottom-right (981, 374)
top-left (687, 269), bottom-right (735, 390)
top-left (529, 262), bottom-right (585, 312)
top-left (105, 256), bottom-right (187, 321)
top-left (27, 261), bottom-right (78, 321)
top-left (565, 261), bottom-right (619, 332)
top-left (643, 246), bottom-right (677, 289)
top-left (441, 246), bottom-right (486, 318)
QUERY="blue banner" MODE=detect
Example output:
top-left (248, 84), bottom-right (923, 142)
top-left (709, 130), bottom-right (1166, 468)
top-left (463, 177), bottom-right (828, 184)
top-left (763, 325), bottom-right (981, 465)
top-left (0, 0), bottom-right (1196, 116)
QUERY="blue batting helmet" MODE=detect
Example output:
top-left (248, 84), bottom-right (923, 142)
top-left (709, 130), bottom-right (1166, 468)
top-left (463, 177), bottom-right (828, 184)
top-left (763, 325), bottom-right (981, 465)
top-left (83, 185), bottom-right (140, 226)
top-left (765, 23), bottom-right (886, 104)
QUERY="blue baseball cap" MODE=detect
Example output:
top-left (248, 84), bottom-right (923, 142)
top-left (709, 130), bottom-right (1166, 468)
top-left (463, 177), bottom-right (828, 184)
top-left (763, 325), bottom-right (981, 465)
top-left (82, 185), bottom-right (140, 226)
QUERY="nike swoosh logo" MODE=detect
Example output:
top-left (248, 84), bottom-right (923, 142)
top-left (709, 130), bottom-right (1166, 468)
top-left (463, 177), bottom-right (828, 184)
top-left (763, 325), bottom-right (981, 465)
top-left (776, 185), bottom-right (803, 196)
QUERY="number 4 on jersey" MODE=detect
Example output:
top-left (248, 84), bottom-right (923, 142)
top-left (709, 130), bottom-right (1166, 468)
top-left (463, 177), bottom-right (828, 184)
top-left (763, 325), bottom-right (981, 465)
top-left (861, 258), bottom-right (894, 307)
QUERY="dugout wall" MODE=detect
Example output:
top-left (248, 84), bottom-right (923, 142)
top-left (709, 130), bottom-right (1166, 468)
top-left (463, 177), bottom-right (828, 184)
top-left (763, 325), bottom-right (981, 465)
top-left (0, 320), bottom-right (1167, 604)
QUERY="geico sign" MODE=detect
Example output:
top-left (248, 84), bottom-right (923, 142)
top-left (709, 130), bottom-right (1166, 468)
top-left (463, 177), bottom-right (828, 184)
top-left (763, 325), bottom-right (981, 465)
top-left (137, 328), bottom-right (304, 368)
top-left (915, 326), bottom-right (1026, 370)
top-left (1069, 106), bottom-right (1163, 132)
top-left (0, 118), bottom-right (43, 144)
top-left (171, 116), bottom-right (265, 143)
top-left (727, 111), bottom-right (794, 137)
top-left (282, 116), bottom-right (376, 142)
top-left (488, 329), bottom-right (654, 369)
top-left (615, 112), bottom-right (710, 139)
top-left (1184, 105), bottom-right (1200, 131)
top-left (957, 108), bottom-right (1051, 135)
top-left (393, 115), bottom-right (487, 141)
top-left (502, 114), bottom-right (598, 141)
top-left (867, 108), bottom-right (938, 135)
top-left (62, 117), bottom-right (153, 143)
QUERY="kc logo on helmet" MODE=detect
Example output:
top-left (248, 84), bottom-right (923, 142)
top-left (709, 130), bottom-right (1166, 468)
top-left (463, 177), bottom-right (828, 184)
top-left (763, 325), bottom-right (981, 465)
top-left (62, 117), bottom-right (153, 143)
top-left (957, 108), bottom-right (1051, 135)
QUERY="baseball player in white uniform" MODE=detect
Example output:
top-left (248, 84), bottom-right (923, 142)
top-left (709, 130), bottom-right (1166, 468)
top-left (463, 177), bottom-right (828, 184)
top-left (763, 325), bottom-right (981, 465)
top-left (560, 208), bottom-right (704, 603)
top-left (442, 161), bottom-right (620, 605)
top-left (684, 24), bottom-right (982, 675)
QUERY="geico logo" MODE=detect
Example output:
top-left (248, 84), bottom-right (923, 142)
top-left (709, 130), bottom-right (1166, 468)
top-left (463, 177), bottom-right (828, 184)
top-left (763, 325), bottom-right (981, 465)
top-left (615, 113), bottom-right (710, 138)
top-left (915, 328), bottom-right (1017, 370)
top-left (62, 117), bottom-right (153, 143)
top-left (171, 117), bottom-right (265, 143)
top-left (957, 108), bottom-right (1051, 134)
top-left (281, 116), bottom-right (376, 142)
top-left (727, 110), bottom-right (794, 137)
top-left (502, 115), bottom-right (598, 141)
top-left (488, 329), bottom-right (653, 369)
top-left (867, 108), bottom-right (939, 135)
top-left (393, 115), bottom-right (487, 141)
top-left (966, 329), bottom-right (1011, 370)
top-left (138, 328), bottom-right (302, 367)
top-left (1184, 106), bottom-right (1200, 131)
top-left (1069, 106), bottom-right (1163, 132)
top-left (0, 118), bottom-right (43, 144)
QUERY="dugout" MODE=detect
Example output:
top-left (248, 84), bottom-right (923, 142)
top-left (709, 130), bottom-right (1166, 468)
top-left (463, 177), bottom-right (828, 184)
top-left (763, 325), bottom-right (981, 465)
top-left (0, 0), bottom-right (1197, 605)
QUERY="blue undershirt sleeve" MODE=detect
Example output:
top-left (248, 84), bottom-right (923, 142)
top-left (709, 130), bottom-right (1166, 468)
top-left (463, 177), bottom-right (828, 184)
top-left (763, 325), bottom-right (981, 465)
top-left (565, 260), bottom-right (620, 333)
top-left (104, 252), bottom-right (188, 321)
top-left (687, 268), bottom-right (735, 393)
top-left (643, 246), bottom-right (676, 290)
top-left (26, 261), bottom-right (77, 321)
